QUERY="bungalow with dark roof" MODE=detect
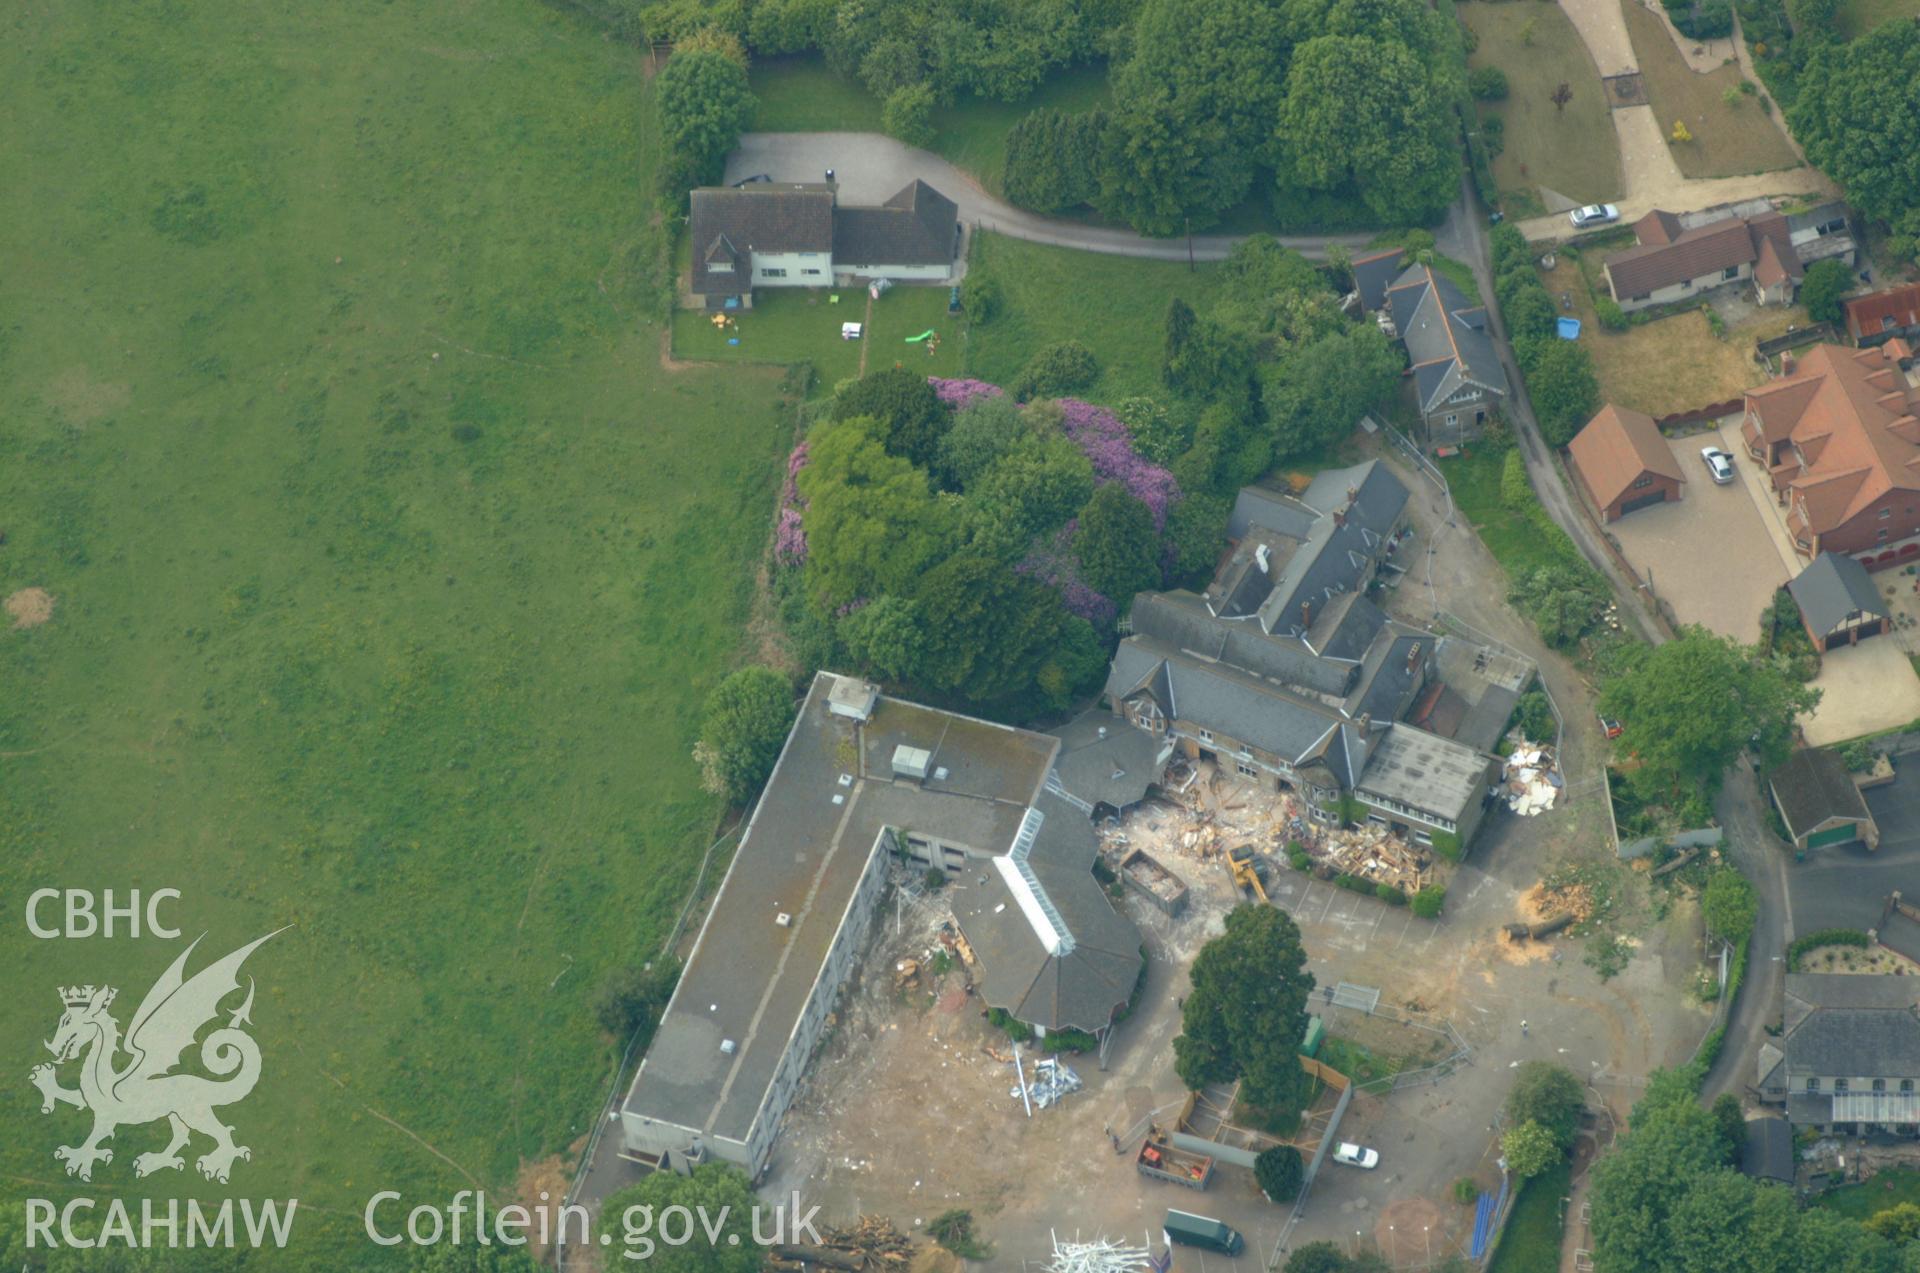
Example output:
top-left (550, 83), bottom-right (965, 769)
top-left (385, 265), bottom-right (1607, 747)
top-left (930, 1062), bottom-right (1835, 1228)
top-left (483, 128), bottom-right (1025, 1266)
top-left (1566, 404), bottom-right (1688, 521)
top-left (688, 179), bottom-right (959, 309)
top-left (1604, 206), bottom-right (1817, 314)
top-left (1737, 340), bottom-right (1920, 569)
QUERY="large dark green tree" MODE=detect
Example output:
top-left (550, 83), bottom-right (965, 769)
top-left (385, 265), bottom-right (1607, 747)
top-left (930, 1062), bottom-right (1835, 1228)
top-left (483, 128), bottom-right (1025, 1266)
top-left (692, 666), bottom-right (795, 804)
top-left (935, 395), bottom-right (1030, 491)
top-left (913, 554), bottom-right (1086, 707)
top-left (831, 366), bottom-right (952, 473)
top-left (1524, 337), bottom-right (1602, 447)
top-left (838, 595), bottom-right (926, 683)
top-left (1004, 108), bottom-right (1111, 213)
top-left (1799, 258), bottom-right (1854, 326)
top-left (656, 48), bottom-right (756, 198)
top-left (1174, 905), bottom-right (1316, 1116)
top-left (958, 432), bottom-right (1096, 561)
top-left (797, 414), bottom-right (956, 608)
top-left (1075, 485), bottom-right (1161, 606)
top-left (1506, 1061), bottom-right (1585, 1151)
top-left (1598, 626), bottom-right (1819, 795)
top-left (1789, 22), bottom-right (1920, 261)
top-left (1274, 36), bottom-right (1460, 226)
top-left (1261, 324), bottom-right (1405, 459)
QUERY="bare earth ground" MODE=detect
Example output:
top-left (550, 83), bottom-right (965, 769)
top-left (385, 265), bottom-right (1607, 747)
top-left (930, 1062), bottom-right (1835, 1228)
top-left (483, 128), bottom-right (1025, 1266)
top-left (762, 446), bottom-right (1711, 1268)
top-left (5, 587), bottom-right (54, 629)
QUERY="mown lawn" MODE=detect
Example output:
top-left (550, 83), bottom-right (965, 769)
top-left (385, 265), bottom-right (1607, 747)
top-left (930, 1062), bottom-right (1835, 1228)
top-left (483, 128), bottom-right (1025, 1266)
top-left (1621, 0), bottom-right (1801, 178)
top-left (966, 232), bottom-right (1227, 402)
top-left (670, 286), bottom-right (964, 387)
top-left (750, 57), bottom-right (1111, 195)
top-left (0, 0), bottom-right (786, 1264)
top-left (1487, 1160), bottom-right (1573, 1273)
top-left (1818, 1166), bottom-right (1920, 1220)
top-left (1461, 0), bottom-right (1623, 208)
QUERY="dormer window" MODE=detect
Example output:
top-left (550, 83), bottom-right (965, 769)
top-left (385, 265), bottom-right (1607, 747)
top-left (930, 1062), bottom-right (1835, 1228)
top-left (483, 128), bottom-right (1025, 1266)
top-left (709, 260), bottom-right (733, 274)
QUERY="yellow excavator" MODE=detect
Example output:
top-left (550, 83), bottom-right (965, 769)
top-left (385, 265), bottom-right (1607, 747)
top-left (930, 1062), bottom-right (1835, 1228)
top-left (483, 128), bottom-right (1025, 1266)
top-left (1227, 844), bottom-right (1272, 904)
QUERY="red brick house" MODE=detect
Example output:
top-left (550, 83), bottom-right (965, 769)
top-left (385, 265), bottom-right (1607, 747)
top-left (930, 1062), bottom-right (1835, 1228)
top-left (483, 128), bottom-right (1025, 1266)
top-left (1567, 404), bottom-right (1687, 521)
top-left (1739, 340), bottom-right (1920, 570)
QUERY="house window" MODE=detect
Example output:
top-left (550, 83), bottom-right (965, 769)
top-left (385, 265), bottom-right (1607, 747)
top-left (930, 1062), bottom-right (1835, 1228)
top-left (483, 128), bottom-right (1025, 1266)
top-left (762, 267), bottom-right (787, 279)
top-left (1808, 1078), bottom-right (1821, 1091)
top-left (709, 261), bottom-right (733, 274)
top-left (1836, 1078), bottom-right (1850, 1092)
top-left (1632, 475), bottom-right (1653, 490)
top-left (1879, 529), bottom-right (1890, 542)
top-left (1904, 1080), bottom-right (1915, 1093)
top-left (1632, 293), bottom-right (1651, 302)
top-left (1875, 1079), bottom-right (1888, 1092)
top-left (1681, 279), bottom-right (1694, 291)
top-left (1445, 413), bottom-right (1458, 427)
top-left (1198, 729), bottom-right (1213, 743)
top-left (1883, 508), bottom-right (1893, 519)
top-left (1236, 762), bottom-right (1258, 778)
top-left (1724, 266), bottom-right (1740, 281)
top-left (1887, 317), bottom-right (1901, 332)
top-left (802, 268), bottom-right (822, 276)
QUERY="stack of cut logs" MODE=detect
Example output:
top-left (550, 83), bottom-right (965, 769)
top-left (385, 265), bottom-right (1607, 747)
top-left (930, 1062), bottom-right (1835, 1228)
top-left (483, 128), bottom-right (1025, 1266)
top-left (771, 1216), bottom-right (915, 1270)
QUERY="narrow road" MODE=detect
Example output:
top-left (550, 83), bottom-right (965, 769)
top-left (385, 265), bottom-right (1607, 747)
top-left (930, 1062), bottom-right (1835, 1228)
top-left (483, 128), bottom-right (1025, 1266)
top-left (1437, 178), bottom-right (1666, 646)
top-left (726, 133), bottom-right (1377, 262)
top-left (1449, 171), bottom-right (1787, 1107)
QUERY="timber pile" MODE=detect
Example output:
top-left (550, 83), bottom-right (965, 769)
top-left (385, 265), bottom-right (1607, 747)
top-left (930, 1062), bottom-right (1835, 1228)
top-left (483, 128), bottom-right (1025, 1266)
top-left (771, 1217), bottom-right (914, 1271)
top-left (1524, 880), bottom-right (1595, 924)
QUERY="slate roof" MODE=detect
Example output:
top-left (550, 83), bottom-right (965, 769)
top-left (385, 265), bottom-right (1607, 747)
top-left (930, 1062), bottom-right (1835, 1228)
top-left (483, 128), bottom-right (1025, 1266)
top-left (1777, 980), bottom-right (1920, 1080)
top-left (1254, 462), bottom-right (1410, 637)
top-left (1606, 208), bottom-right (1803, 298)
top-left (1847, 284), bottom-right (1920, 342)
top-left (1740, 1118), bottom-right (1795, 1184)
top-left (1106, 637), bottom-right (1354, 764)
top-left (1048, 710), bottom-right (1163, 811)
top-left (1567, 404), bottom-right (1687, 508)
top-left (1789, 552), bottom-right (1888, 637)
top-left (1385, 265), bottom-right (1508, 414)
top-left (831, 180), bottom-right (957, 268)
top-left (1227, 485), bottom-right (1318, 542)
top-left (1767, 747), bottom-right (1871, 841)
top-left (1351, 248), bottom-right (1405, 313)
top-left (1743, 343), bottom-right (1920, 536)
top-left (687, 184), bottom-right (835, 295)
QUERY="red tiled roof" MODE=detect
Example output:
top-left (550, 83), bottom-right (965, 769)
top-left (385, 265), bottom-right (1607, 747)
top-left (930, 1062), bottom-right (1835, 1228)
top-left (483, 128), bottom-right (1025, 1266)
top-left (1748, 343), bottom-right (1920, 536)
top-left (1567, 404), bottom-right (1687, 508)
top-left (1846, 284), bottom-right (1920, 341)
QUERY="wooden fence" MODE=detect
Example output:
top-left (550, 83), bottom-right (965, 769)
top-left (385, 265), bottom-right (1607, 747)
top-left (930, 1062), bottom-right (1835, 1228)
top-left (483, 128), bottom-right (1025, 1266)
top-left (1656, 398), bottom-right (1744, 430)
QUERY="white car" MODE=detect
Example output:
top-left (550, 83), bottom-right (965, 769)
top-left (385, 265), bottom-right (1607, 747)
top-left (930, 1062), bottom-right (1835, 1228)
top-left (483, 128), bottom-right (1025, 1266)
top-left (1701, 446), bottom-right (1736, 484)
top-left (1570, 204), bottom-right (1620, 228)
top-left (1333, 1143), bottom-right (1380, 1169)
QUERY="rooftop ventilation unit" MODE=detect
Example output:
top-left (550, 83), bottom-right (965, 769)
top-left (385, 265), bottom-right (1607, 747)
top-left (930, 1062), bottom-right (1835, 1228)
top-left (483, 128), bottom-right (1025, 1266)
top-left (827, 676), bottom-right (879, 722)
top-left (892, 745), bottom-right (933, 781)
top-left (775, 912), bottom-right (792, 927)
top-left (720, 1039), bottom-right (737, 1056)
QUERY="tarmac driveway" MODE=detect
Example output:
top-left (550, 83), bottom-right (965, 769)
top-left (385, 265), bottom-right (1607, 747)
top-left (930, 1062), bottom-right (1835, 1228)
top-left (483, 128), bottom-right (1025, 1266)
top-left (1606, 440), bottom-right (1789, 642)
top-left (725, 133), bottom-right (1375, 263)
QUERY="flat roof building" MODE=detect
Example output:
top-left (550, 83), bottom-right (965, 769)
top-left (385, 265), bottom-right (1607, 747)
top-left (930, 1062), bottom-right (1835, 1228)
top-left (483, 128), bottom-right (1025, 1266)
top-left (620, 673), bottom-right (1141, 1177)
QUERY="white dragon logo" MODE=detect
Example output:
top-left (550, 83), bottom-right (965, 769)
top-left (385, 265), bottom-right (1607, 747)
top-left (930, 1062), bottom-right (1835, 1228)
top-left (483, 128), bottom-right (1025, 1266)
top-left (30, 929), bottom-right (284, 1184)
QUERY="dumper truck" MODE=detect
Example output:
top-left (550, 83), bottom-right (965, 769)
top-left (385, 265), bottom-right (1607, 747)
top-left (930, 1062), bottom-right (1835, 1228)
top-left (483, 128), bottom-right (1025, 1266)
top-left (1137, 1135), bottom-right (1214, 1189)
top-left (1162, 1210), bottom-right (1243, 1256)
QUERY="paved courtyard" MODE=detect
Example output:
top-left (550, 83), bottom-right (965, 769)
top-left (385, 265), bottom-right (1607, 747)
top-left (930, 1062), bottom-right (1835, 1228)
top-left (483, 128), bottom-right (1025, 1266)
top-left (1607, 435), bottom-right (1788, 642)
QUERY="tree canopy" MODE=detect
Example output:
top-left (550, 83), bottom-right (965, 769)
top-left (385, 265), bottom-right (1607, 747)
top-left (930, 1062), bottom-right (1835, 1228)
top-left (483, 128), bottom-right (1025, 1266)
top-left (1789, 22), bottom-right (1920, 258)
top-left (692, 666), bottom-right (795, 804)
top-left (1174, 905), bottom-right (1317, 1116)
top-left (655, 48), bottom-right (756, 199)
top-left (1597, 626), bottom-right (1819, 794)
top-left (797, 413), bottom-right (955, 609)
top-left (1502, 1119), bottom-right (1562, 1178)
top-left (1799, 257), bottom-right (1854, 326)
top-left (1702, 869), bottom-right (1758, 943)
top-left (1074, 485), bottom-right (1161, 607)
top-left (601, 1164), bottom-right (766, 1273)
top-left (831, 366), bottom-right (953, 473)
top-left (1506, 1061), bottom-right (1585, 1150)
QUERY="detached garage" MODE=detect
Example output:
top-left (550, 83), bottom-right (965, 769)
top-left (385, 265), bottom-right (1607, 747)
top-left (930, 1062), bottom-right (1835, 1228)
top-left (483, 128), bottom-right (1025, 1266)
top-left (1788, 552), bottom-right (1889, 652)
top-left (1567, 404), bottom-right (1687, 522)
top-left (1767, 747), bottom-right (1880, 854)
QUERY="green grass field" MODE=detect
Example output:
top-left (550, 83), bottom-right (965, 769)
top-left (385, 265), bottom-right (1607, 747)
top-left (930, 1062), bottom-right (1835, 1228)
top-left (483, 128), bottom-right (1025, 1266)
top-left (1443, 448), bottom-right (1571, 580)
top-left (1621, 0), bottom-right (1801, 178)
top-left (1818, 1166), bottom-right (1920, 1220)
top-left (750, 57), bottom-right (1111, 196)
top-left (966, 232), bottom-right (1227, 402)
top-left (1487, 1160), bottom-right (1572, 1273)
top-left (1460, 0), bottom-right (1623, 208)
top-left (0, 0), bottom-right (787, 1263)
top-left (671, 286), bottom-right (966, 387)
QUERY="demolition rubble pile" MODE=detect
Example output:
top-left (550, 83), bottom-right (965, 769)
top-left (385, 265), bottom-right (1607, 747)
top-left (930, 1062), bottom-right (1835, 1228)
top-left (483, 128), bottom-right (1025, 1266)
top-left (770, 1217), bottom-right (914, 1271)
top-left (1502, 743), bottom-right (1561, 816)
top-left (1010, 1053), bottom-right (1083, 1111)
top-left (1318, 821), bottom-right (1431, 893)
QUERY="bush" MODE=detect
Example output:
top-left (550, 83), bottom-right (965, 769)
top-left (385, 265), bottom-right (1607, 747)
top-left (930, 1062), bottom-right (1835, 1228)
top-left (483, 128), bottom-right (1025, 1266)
top-left (593, 961), bottom-right (680, 1040)
top-left (1800, 257), bottom-right (1853, 326)
top-left (1701, 869), bottom-right (1757, 942)
top-left (1412, 884), bottom-right (1447, 918)
top-left (1376, 882), bottom-right (1409, 906)
top-left (961, 271), bottom-right (1002, 325)
top-left (1255, 1144), bottom-right (1306, 1202)
top-left (1524, 339), bottom-right (1601, 446)
top-left (1595, 297), bottom-right (1629, 331)
top-left (1506, 1061), bottom-right (1586, 1149)
top-left (1470, 66), bottom-right (1511, 100)
top-left (928, 1211), bottom-right (992, 1261)
top-left (1431, 830), bottom-right (1463, 862)
top-left (1288, 847), bottom-right (1313, 871)
top-left (1455, 1176), bottom-right (1481, 1205)
top-left (924, 866), bottom-right (947, 891)
top-left (881, 83), bottom-right (936, 148)
top-left (1786, 928), bottom-right (1869, 970)
top-left (1839, 739), bottom-right (1875, 772)
top-left (1500, 449), bottom-right (1533, 511)
top-left (692, 666), bottom-right (797, 804)
top-left (1512, 689), bottom-right (1556, 743)
top-left (1010, 339), bottom-right (1100, 401)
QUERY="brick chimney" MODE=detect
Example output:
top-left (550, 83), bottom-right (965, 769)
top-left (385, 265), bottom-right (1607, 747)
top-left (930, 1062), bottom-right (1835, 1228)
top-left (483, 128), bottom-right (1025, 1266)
top-left (1782, 351), bottom-right (1797, 376)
